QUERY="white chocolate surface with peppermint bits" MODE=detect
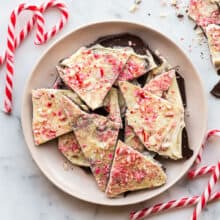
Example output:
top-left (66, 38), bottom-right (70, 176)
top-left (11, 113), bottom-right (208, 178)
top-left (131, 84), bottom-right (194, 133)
top-left (57, 46), bottom-right (130, 110)
top-left (58, 133), bottom-right (89, 167)
top-left (73, 113), bottom-right (120, 191)
top-left (119, 81), bottom-right (184, 159)
top-left (188, 0), bottom-right (220, 28)
top-left (32, 89), bottom-right (85, 145)
top-left (206, 24), bottom-right (220, 68)
top-left (104, 88), bottom-right (122, 127)
top-left (105, 140), bottom-right (166, 198)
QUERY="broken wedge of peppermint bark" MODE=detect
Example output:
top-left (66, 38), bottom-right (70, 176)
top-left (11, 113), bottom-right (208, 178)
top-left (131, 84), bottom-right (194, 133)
top-left (57, 46), bottom-right (129, 110)
top-left (143, 69), bottom-right (176, 98)
top-left (73, 113), bottom-right (120, 191)
top-left (117, 50), bottom-right (157, 82)
top-left (32, 89), bottom-right (85, 145)
top-left (105, 140), bottom-right (166, 198)
top-left (119, 81), bottom-right (185, 159)
top-left (206, 24), bottom-right (220, 69)
top-left (58, 132), bottom-right (89, 167)
top-left (188, 0), bottom-right (220, 28)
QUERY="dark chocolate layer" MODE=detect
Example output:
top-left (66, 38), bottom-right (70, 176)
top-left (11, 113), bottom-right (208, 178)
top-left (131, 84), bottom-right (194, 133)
top-left (118, 117), bottom-right (126, 142)
top-left (176, 72), bottom-right (187, 108)
top-left (211, 80), bottom-right (220, 98)
top-left (93, 107), bottom-right (109, 116)
top-left (136, 73), bottom-right (149, 87)
top-left (52, 76), bottom-right (69, 89)
top-left (92, 33), bottom-right (149, 55)
top-left (91, 33), bottom-right (162, 65)
top-left (182, 127), bottom-right (193, 159)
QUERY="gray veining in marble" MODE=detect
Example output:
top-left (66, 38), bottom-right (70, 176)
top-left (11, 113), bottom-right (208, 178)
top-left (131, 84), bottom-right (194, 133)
top-left (0, 0), bottom-right (220, 219)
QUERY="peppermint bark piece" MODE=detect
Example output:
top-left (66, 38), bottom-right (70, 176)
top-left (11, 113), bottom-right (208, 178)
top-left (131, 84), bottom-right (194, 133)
top-left (32, 89), bottom-right (85, 145)
top-left (57, 46), bottom-right (129, 110)
top-left (144, 69), bottom-right (175, 97)
top-left (127, 70), bottom-right (183, 155)
top-left (58, 133), bottom-right (89, 167)
top-left (117, 50), bottom-right (157, 81)
top-left (188, 0), bottom-right (220, 28)
top-left (146, 70), bottom-right (186, 159)
top-left (104, 88), bottom-right (122, 127)
top-left (206, 24), bottom-right (220, 68)
top-left (105, 140), bottom-right (166, 198)
top-left (119, 81), bottom-right (184, 159)
top-left (73, 114), bottom-right (119, 191)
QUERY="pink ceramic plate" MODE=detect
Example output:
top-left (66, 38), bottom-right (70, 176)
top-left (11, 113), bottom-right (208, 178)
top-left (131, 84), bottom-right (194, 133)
top-left (21, 21), bottom-right (207, 206)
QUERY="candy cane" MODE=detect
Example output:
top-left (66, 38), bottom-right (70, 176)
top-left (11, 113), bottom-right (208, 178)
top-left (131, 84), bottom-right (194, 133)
top-left (130, 191), bottom-right (220, 220)
top-left (188, 165), bottom-right (215, 179)
top-left (36, 0), bottom-right (69, 45)
top-left (130, 130), bottom-right (220, 220)
top-left (2, 0), bottom-right (69, 113)
top-left (192, 161), bottom-right (220, 220)
top-left (195, 129), bottom-right (220, 164)
top-left (191, 130), bottom-right (220, 219)
top-left (0, 0), bottom-right (68, 67)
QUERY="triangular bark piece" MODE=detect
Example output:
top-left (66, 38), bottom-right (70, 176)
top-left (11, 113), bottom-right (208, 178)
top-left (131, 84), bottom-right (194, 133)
top-left (143, 69), bottom-right (175, 97)
top-left (57, 46), bottom-right (129, 110)
top-left (106, 140), bottom-right (166, 197)
top-left (32, 89), bottom-right (85, 145)
top-left (73, 113), bottom-right (119, 191)
top-left (119, 81), bottom-right (184, 159)
top-left (188, 0), bottom-right (220, 28)
top-left (117, 50), bottom-right (157, 81)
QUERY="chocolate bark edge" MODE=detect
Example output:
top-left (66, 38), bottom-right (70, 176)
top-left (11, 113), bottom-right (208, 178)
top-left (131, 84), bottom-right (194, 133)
top-left (89, 33), bottom-right (162, 64)
top-left (182, 127), bottom-right (193, 159)
top-left (210, 80), bottom-right (220, 98)
top-left (176, 72), bottom-right (187, 108)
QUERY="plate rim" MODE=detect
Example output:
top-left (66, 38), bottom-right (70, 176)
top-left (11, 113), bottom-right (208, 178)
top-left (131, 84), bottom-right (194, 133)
top-left (21, 20), bottom-right (207, 206)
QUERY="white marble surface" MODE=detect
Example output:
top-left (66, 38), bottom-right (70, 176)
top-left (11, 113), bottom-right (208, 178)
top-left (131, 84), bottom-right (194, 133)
top-left (0, 0), bottom-right (220, 219)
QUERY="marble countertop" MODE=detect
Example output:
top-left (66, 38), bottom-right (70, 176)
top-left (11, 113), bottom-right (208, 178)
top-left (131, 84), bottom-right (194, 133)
top-left (1, 0), bottom-right (220, 219)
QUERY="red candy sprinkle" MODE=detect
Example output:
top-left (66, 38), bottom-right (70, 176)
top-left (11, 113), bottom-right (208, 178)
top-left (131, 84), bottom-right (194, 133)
top-left (100, 68), bottom-right (104, 77)
top-left (95, 167), bottom-right (101, 175)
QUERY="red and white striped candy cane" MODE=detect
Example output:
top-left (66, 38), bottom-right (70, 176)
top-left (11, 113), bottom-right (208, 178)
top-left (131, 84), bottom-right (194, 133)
top-left (192, 161), bottom-right (220, 220)
top-left (2, 0), bottom-right (69, 113)
top-left (130, 130), bottom-right (220, 220)
top-left (35, 0), bottom-right (69, 45)
top-left (0, 0), bottom-right (68, 67)
top-left (191, 130), bottom-right (220, 220)
top-left (4, 4), bottom-right (44, 113)
top-left (188, 165), bottom-right (215, 179)
top-left (195, 129), bottom-right (220, 164)
top-left (130, 191), bottom-right (220, 220)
